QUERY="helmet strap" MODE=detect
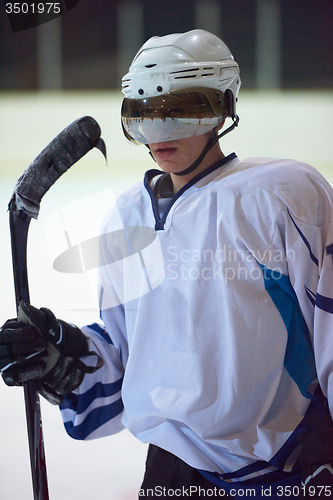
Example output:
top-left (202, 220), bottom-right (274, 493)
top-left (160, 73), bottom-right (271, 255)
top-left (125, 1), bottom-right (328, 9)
top-left (174, 114), bottom-right (239, 177)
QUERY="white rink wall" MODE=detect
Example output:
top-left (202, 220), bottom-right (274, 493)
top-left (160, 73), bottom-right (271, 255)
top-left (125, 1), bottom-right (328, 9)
top-left (0, 90), bottom-right (332, 500)
top-left (1, 90), bottom-right (333, 174)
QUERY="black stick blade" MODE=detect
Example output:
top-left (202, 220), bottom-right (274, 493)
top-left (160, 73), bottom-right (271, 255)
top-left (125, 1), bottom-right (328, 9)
top-left (10, 116), bottom-right (107, 219)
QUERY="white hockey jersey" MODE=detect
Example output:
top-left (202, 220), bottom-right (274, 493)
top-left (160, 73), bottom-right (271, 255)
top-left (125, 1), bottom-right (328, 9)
top-left (60, 153), bottom-right (333, 486)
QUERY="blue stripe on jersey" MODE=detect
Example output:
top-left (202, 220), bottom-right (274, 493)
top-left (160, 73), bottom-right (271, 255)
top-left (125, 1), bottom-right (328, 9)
top-left (60, 377), bottom-right (123, 414)
top-left (215, 459), bottom-right (271, 481)
top-left (60, 377), bottom-right (123, 415)
top-left (305, 286), bottom-right (316, 307)
top-left (63, 398), bottom-right (124, 440)
top-left (315, 292), bottom-right (333, 314)
top-left (198, 469), bottom-right (302, 498)
top-left (261, 265), bottom-right (316, 400)
top-left (305, 286), bottom-right (333, 314)
top-left (87, 322), bottom-right (114, 345)
top-left (287, 209), bottom-right (319, 266)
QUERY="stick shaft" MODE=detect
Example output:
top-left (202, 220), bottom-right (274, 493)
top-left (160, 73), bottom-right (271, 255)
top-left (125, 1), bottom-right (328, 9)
top-left (24, 383), bottom-right (49, 500)
top-left (9, 206), bottom-right (49, 500)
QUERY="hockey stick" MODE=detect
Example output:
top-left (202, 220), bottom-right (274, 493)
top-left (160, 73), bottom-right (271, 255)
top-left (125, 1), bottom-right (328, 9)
top-left (8, 116), bottom-right (107, 500)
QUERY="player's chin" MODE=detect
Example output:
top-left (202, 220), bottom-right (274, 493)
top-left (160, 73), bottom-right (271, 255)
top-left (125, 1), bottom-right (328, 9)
top-left (155, 159), bottom-right (181, 174)
top-left (150, 154), bottom-right (172, 170)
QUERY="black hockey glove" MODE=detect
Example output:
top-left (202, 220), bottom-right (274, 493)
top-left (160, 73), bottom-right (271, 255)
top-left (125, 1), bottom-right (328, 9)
top-left (0, 301), bottom-right (102, 404)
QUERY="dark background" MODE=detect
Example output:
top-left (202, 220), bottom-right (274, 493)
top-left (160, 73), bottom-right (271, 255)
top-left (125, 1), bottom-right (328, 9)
top-left (0, 0), bottom-right (332, 90)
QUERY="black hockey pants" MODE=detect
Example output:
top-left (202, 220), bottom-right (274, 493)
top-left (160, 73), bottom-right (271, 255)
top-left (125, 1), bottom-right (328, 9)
top-left (140, 444), bottom-right (233, 499)
top-left (139, 445), bottom-right (333, 500)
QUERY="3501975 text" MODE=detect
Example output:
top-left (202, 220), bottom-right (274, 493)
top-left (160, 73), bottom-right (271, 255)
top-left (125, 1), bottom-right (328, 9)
top-left (269, 485), bottom-right (331, 497)
top-left (5, 2), bottom-right (62, 14)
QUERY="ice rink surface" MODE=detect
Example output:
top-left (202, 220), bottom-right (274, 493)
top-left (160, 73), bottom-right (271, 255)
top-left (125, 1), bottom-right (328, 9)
top-left (0, 90), bottom-right (332, 499)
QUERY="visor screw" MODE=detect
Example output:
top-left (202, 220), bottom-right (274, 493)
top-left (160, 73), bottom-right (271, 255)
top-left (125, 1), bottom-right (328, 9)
top-left (138, 88), bottom-right (144, 95)
top-left (157, 86), bottom-right (163, 92)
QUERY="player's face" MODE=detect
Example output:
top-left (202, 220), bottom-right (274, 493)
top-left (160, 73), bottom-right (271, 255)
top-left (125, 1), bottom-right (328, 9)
top-left (149, 132), bottom-right (213, 175)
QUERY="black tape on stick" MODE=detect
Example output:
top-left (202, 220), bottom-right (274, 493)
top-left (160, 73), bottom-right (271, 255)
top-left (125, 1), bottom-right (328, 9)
top-left (10, 116), bottom-right (107, 219)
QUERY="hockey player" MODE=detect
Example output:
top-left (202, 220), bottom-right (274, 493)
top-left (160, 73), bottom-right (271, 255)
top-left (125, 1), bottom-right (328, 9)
top-left (1, 29), bottom-right (333, 499)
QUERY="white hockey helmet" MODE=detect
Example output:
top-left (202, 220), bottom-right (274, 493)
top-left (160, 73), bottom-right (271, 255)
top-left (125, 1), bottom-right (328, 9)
top-left (121, 29), bottom-right (241, 145)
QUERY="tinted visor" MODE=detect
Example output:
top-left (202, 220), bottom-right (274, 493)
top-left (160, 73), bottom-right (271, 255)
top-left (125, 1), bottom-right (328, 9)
top-left (121, 87), bottom-right (228, 144)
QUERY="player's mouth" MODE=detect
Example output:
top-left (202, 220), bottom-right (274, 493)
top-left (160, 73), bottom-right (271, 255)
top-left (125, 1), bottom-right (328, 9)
top-left (153, 145), bottom-right (177, 160)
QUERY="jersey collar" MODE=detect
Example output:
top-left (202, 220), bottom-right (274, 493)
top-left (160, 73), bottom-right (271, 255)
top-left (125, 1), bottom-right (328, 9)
top-left (144, 153), bottom-right (237, 230)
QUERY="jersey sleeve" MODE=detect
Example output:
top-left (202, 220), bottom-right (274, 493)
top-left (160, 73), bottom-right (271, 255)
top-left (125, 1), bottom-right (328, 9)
top-left (268, 194), bottom-right (333, 412)
top-left (238, 164), bottom-right (333, 410)
top-left (59, 321), bottom-right (126, 440)
top-left (311, 222), bottom-right (333, 414)
top-left (59, 203), bottom-right (130, 440)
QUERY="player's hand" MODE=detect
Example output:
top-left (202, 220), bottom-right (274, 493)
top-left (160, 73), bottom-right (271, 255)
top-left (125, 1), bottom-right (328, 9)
top-left (0, 302), bottom-right (102, 404)
top-left (0, 317), bottom-right (48, 385)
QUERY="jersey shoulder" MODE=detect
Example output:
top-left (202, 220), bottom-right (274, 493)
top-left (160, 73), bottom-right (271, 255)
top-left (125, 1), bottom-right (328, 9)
top-left (223, 156), bottom-right (333, 226)
top-left (101, 180), bottom-right (150, 235)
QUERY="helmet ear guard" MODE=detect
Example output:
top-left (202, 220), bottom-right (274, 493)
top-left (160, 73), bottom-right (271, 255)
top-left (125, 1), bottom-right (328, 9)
top-left (217, 88), bottom-right (239, 138)
top-left (224, 89), bottom-right (236, 119)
